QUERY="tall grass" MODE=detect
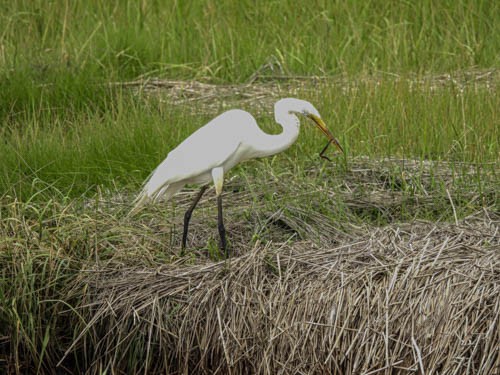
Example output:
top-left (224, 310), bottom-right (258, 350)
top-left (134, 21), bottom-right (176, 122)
top-left (2, 0), bottom-right (497, 78)
top-left (1, 2), bottom-right (499, 372)
top-left (1, 0), bottom-right (497, 197)
top-left (1, 80), bottom-right (497, 199)
top-left (1, 0), bottom-right (499, 121)
top-left (1, 161), bottom-right (498, 373)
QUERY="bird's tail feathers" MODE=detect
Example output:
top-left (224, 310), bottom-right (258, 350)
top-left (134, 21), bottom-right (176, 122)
top-left (128, 182), bottom-right (184, 217)
top-left (128, 187), bottom-right (152, 217)
top-left (128, 167), bottom-right (163, 217)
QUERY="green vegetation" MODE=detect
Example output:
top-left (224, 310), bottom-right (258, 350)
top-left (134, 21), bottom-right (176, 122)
top-left (1, 81), bottom-right (498, 199)
top-left (1, 0), bottom-right (498, 198)
top-left (2, 0), bottom-right (498, 79)
top-left (0, 0), bottom-right (498, 373)
top-left (1, 0), bottom-right (499, 120)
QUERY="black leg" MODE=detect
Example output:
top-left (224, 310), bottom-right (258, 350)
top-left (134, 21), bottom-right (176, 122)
top-left (182, 185), bottom-right (208, 250)
top-left (217, 194), bottom-right (228, 258)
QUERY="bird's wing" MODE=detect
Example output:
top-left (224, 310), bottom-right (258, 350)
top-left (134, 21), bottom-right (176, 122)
top-left (139, 110), bottom-right (253, 200)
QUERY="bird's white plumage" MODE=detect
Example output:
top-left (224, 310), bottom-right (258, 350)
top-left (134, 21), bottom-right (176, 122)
top-left (130, 98), bottom-right (329, 214)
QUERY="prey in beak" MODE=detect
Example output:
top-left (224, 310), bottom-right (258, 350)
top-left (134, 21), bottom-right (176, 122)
top-left (307, 113), bottom-right (344, 161)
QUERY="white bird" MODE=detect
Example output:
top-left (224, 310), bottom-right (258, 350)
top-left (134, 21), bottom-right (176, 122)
top-left (130, 98), bottom-right (343, 257)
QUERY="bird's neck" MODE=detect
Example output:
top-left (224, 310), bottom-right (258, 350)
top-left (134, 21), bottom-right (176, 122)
top-left (253, 112), bottom-right (300, 158)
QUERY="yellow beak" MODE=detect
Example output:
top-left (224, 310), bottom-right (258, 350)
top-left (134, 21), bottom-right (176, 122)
top-left (308, 114), bottom-right (344, 153)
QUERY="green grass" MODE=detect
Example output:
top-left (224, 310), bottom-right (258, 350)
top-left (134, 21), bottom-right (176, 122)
top-left (1, 79), bottom-right (497, 199)
top-left (1, 0), bottom-right (499, 121)
top-left (1, 0), bottom-right (497, 198)
top-left (2, 0), bottom-right (498, 78)
top-left (0, 1), bottom-right (499, 373)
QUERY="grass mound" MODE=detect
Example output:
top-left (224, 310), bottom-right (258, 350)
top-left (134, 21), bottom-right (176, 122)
top-left (1, 158), bottom-right (498, 373)
top-left (68, 211), bottom-right (498, 374)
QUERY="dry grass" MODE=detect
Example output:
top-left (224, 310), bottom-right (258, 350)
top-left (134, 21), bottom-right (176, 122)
top-left (116, 69), bottom-right (498, 115)
top-left (64, 209), bottom-right (499, 374)
top-left (1, 158), bottom-right (498, 374)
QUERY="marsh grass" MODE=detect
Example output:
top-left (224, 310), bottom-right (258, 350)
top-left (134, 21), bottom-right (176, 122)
top-left (1, 0), bottom-right (499, 373)
top-left (0, 160), bottom-right (497, 373)
top-left (66, 212), bottom-right (499, 374)
top-left (1, 155), bottom-right (498, 373)
top-left (1, 0), bottom-right (499, 121)
top-left (1, 75), bottom-right (498, 375)
top-left (2, 0), bottom-right (498, 77)
top-left (1, 0), bottom-right (498, 198)
top-left (1, 76), bottom-right (498, 199)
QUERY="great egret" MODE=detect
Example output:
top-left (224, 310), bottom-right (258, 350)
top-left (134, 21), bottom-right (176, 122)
top-left (130, 98), bottom-right (343, 257)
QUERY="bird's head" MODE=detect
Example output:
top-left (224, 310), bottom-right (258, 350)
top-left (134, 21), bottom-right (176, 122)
top-left (276, 98), bottom-right (344, 156)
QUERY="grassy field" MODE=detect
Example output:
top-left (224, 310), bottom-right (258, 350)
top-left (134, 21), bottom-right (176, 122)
top-left (1, 0), bottom-right (499, 373)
